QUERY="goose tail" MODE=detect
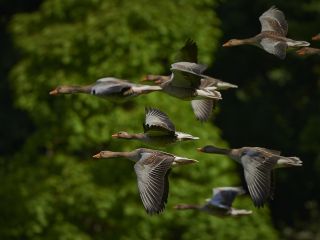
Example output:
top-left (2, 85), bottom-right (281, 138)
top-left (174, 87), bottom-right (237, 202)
top-left (277, 156), bottom-right (303, 167)
top-left (176, 132), bottom-right (199, 141)
top-left (289, 40), bottom-right (310, 47)
top-left (196, 89), bottom-right (222, 99)
top-left (230, 209), bottom-right (253, 216)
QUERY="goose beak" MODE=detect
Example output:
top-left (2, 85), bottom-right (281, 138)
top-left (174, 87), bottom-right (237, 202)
top-left (111, 133), bottom-right (118, 138)
top-left (197, 147), bottom-right (204, 152)
top-left (141, 75), bottom-right (149, 82)
top-left (49, 89), bottom-right (59, 95)
top-left (312, 35), bottom-right (320, 41)
top-left (92, 152), bottom-right (101, 159)
top-left (296, 48), bottom-right (305, 56)
top-left (222, 42), bottom-right (230, 47)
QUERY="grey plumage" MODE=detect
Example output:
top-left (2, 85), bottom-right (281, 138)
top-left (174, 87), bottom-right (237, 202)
top-left (93, 148), bottom-right (198, 214)
top-left (174, 186), bottom-right (252, 217)
top-left (198, 145), bottom-right (303, 207)
top-left (223, 6), bottom-right (310, 59)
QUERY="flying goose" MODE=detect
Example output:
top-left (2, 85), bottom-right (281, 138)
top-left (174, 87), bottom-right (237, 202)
top-left (49, 77), bottom-right (161, 99)
top-left (112, 107), bottom-right (199, 146)
top-left (296, 47), bottom-right (320, 56)
top-left (223, 6), bottom-right (310, 59)
top-left (144, 40), bottom-right (237, 121)
top-left (92, 148), bottom-right (198, 214)
top-left (174, 187), bottom-right (252, 217)
top-left (197, 145), bottom-right (302, 207)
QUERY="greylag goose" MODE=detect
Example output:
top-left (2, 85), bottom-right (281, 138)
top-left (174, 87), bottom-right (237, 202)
top-left (49, 77), bottom-right (161, 99)
top-left (92, 148), bottom-right (198, 214)
top-left (223, 6), bottom-right (310, 59)
top-left (197, 145), bottom-right (302, 207)
top-left (296, 47), bottom-right (320, 56)
top-left (158, 62), bottom-right (222, 121)
top-left (144, 40), bottom-right (237, 121)
top-left (112, 107), bottom-right (199, 146)
top-left (312, 34), bottom-right (320, 41)
top-left (174, 187), bottom-right (252, 217)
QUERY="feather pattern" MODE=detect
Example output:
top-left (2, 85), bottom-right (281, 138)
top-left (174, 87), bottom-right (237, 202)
top-left (260, 38), bottom-right (287, 59)
top-left (241, 152), bottom-right (278, 207)
top-left (259, 6), bottom-right (288, 36)
top-left (143, 107), bottom-right (176, 136)
top-left (134, 152), bottom-right (174, 214)
top-left (191, 99), bottom-right (214, 121)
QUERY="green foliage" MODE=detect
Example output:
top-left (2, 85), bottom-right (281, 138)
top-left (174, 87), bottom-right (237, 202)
top-left (1, 0), bottom-right (278, 239)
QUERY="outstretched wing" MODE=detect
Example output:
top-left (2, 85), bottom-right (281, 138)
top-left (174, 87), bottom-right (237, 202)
top-left (241, 151), bottom-right (278, 207)
top-left (259, 6), bottom-right (288, 36)
top-left (174, 39), bottom-right (198, 63)
top-left (134, 152), bottom-right (174, 214)
top-left (93, 77), bottom-right (133, 95)
top-left (191, 99), bottom-right (215, 121)
top-left (143, 108), bottom-right (176, 136)
top-left (260, 38), bottom-right (287, 59)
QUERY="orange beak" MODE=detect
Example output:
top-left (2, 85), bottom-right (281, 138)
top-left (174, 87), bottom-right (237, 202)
top-left (296, 49), bottom-right (305, 56)
top-left (312, 35), bottom-right (320, 41)
top-left (222, 41), bottom-right (230, 47)
top-left (92, 153), bottom-right (101, 159)
top-left (111, 134), bottom-right (119, 138)
top-left (196, 147), bottom-right (203, 152)
top-left (141, 75), bottom-right (150, 82)
top-left (49, 89), bottom-right (59, 95)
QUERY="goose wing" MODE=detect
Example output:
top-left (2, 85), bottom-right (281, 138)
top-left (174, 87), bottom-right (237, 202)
top-left (241, 151), bottom-right (278, 207)
top-left (134, 152), bottom-right (174, 214)
top-left (93, 77), bottom-right (133, 95)
top-left (143, 108), bottom-right (176, 136)
top-left (170, 62), bottom-right (206, 89)
top-left (260, 38), bottom-right (287, 59)
top-left (191, 99), bottom-right (215, 121)
top-left (174, 39), bottom-right (198, 63)
top-left (259, 6), bottom-right (288, 36)
top-left (254, 147), bottom-right (281, 156)
top-left (200, 77), bottom-right (238, 90)
top-left (210, 187), bottom-right (245, 209)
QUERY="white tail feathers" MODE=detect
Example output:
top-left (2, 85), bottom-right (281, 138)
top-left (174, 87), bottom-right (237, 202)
top-left (287, 40), bottom-right (310, 47)
top-left (173, 157), bottom-right (198, 166)
top-left (216, 82), bottom-right (238, 90)
top-left (277, 156), bottom-right (303, 167)
top-left (230, 209), bottom-right (253, 216)
top-left (176, 132), bottom-right (199, 141)
top-left (196, 89), bottom-right (222, 99)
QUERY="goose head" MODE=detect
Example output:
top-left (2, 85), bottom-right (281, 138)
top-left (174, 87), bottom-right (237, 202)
top-left (49, 86), bottom-right (70, 95)
top-left (222, 39), bottom-right (245, 47)
top-left (112, 131), bottom-right (134, 139)
top-left (296, 47), bottom-right (320, 56)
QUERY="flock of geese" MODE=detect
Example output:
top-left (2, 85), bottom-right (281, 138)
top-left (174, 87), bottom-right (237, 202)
top-left (49, 6), bottom-right (310, 216)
